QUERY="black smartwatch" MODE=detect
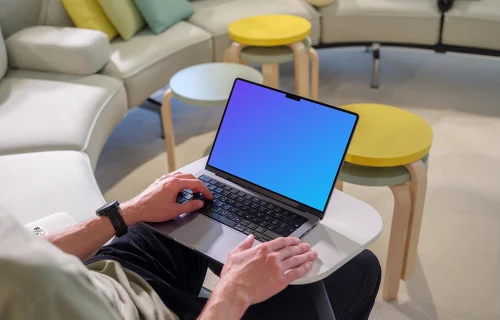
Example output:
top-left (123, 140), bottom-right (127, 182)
top-left (96, 201), bottom-right (128, 237)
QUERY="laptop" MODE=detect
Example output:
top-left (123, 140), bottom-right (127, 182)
top-left (147, 78), bottom-right (358, 264)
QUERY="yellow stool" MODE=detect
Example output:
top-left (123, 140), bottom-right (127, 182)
top-left (337, 104), bottom-right (433, 301)
top-left (224, 15), bottom-right (313, 98)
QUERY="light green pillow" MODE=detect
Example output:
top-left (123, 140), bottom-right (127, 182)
top-left (97, 0), bottom-right (145, 40)
top-left (133, 0), bottom-right (193, 34)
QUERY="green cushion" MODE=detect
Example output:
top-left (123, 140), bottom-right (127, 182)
top-left (339, 154), bottom-right (429, 187)
top-left (97, 0), bottom-right (145, 40)
top-left (133, 0), bottom-right (193, 34)
top-left (240, 37), bottom-right (312, 64)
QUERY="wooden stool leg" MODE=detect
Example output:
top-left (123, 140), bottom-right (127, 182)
top-left (402, 160), bottom-right (428, 280)
top-left (383, 182), bottom-right (411, 301)
top-left (223, 42), bottom-right (246, 64)
top-left (290, 41), bottom-right (310, 98)
top-left (309, 48), bottom-right (319, 100)
top-left (161, 89), bottom-right (176, 172)
top-left (335, 180), bottom-right (343, 192)
top-left (262, 63), bottom-right (280, 88)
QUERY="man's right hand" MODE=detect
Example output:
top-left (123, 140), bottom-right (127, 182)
top-left (199, 235), bottom-right (317, 319)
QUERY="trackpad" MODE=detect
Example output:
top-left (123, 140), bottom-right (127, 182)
top-left (146, 213), bottom-right (249, 264)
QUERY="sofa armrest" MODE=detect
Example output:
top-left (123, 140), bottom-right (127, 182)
top-left (6, 26), bottom-right (110, 75)
top-left (25, 212), bottom-right (78, 235)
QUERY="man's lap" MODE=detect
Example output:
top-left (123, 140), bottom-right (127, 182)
top-left (87, 223), bottom-right (381, 320)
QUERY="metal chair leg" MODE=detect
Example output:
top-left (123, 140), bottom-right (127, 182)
top-left (371, 43), bottom-right (380, 89)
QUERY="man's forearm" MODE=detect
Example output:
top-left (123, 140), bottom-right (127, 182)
top-left (199, 281), bottom-right (250, 320)
top-left (43, 204), bottom-right (139, 261)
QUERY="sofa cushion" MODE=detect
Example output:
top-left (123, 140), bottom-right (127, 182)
top-left (443, 0), bottom-right (500, 51)
top-left (0, 28), bottom-right (6, 80)
top-left (0, 70), bottom-right (127, 167)
top-left (319, 0), bottom-right (441, 45)
top-left (0, 151), bottom-right (105, 225)
top-left (188, 0), bottom-right (321, 61)
top-left (102, 21), bottom-right (212, 108)
top-left (6, 26), bottom-right (111, 75)
top-left (133, 0), bottom-right (194, 34)
top-left (97, 0), bottom-right (145, 40)
top-left (62, 0), bottom-right (118, 40)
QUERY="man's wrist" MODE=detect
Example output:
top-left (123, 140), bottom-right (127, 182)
top-left (119, 201), bottom-right (142, 226)
top-left (208, 280), bottom-right (252, 317)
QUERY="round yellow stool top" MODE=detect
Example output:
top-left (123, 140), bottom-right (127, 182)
top-left (228, 15), bottom-right (311, 47)
top-left (341, 104), bottom-right (433, 167)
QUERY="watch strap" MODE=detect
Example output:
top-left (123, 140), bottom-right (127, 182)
top-left (97, 201), bottom-right (128, 237)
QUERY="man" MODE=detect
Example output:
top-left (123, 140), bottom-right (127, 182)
top-left (0, 173), bottom-right (381, 320)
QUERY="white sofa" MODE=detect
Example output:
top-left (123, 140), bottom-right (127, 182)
top-left (0, 0), bottom-right (498, 230)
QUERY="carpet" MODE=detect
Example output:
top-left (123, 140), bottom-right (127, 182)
top-left (95, 47), bottom-right (500, 320)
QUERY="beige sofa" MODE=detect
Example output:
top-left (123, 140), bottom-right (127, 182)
top-left (0, 0), bottom-right (498, 230)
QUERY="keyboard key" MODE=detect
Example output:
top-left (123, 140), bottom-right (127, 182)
top-left (256, 212), bottom-right (264, 218)
top-left (214, 200), bottom-right (223, 207)
top-left (208, 185), bottom-right (216, 191)
top-left (249, 209), bottom-right (257, 214)
top-left (242, 205), bottom-right (249, 211)
top-left (244, 194), bottom-right (252, 200)
top-left (257, 220), bottom-right (268, 228)
top-left (251, 203), bottom-right (259, 209)
top-left (276, 228), bottom-right (285, 235)
top-left (235, 210), bottom-right (245, 217)
top-left (222, 190), bottom-right (231, 196)
top-left (263, 216), bottom-right (272, 222)
top-left (267, 225), bottom-right (276, 231)
top-left (271, 219), bottom-right (280, 226)
top-left (233, 217), bottom-right (242, 223)
top-left (247, 223), bottom-right (258, 230)
top-left (213, 194), bottom-right (221, 199)
top-left (215, 188), bottom-right (223, 193)
top-left (183, 193), bottom-right (193, 200)
top-left (219, 196), bottom-right (227, 202)
top-left (202, 181), bottom-right (210, 187)
top-left (263, 230), bottom-right (280, 240)
top-left (253, 232), bottom-right (264, 240)
top-left (273, 213), bottom-right (282, 219)
top-left (250, 217), bottom-right (261, 224)
top-left (184, 189), bottom-right (193, 194)
top-left (222, 204), bottom-right (230, 210)
top-left (267, 204), bottom-right (275, 209)
top-left (236, 197), bottom-right (245, 203)
top-left (290, 214), bottom-right (298, 220)
top-left (281, 227), bottom-right (295, 237)
top-left (216, 182), bottom-right (225, 188)
top-left (223, 185), bottom-right (232, 191)
top-left (243, 200), bottom-right (251, 206)
top-left (240, 220), bottom-right (250, 226)
top-left (243, 214), bottom-right (252, 220)
top-left (278, 215), bottom-right (290, 223)
top-left (237, 191), bottom-right (245, 197)
top-left (261, 236), bottom-right (272, 242)
top-left (256, 226), bottom-right (267, 234)
top-left (265, 209), bottom-right (274, 215)
top-left (231, 188), bottom-right (239, 194)
top-left (199, 175), bottom-right (212, 182)
top-left (234, 224), bottom-right (246, 232)
top-left (259, 200), bottom-right (268, 206)
top-left (205, 211), bottom-right (236, 227)
top-left (279, 222), bottom-right (288, 229)
top-left (243, 228), bottom-right (253, 235)
top-left (280, 209), bottom-right (289, 216)
top-left (258, 207), bottom-right (267, 212)
top-left (212, 207), bottom-right (221, 213)
top-left (291, 220), bottom-right (306, 228)
top-left (227, 214), bottom-right (236, 220)
top-left (235, 203), bottom-right (243, 209)
top-left (252, 198), bottom-right (260, 203)
top-left (229, 193), bottom-right (237, 199)
top-left (219, 210), bottom-right (229, 216)
top-left (228, 207), bottom-right (237, 213)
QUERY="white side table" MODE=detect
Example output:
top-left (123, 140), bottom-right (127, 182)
top-left (175, 157), bottom-right (383, 319)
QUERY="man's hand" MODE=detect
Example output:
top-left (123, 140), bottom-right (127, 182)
top-left (121, 172), bottom-right (213, 226)
top-left (200, 235), bottom-right (317, 319)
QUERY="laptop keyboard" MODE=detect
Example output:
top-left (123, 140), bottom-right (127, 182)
top-left (176, 175), bottom-right (308, 242)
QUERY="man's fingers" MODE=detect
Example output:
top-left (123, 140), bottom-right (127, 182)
top-left (175, 178), bottom-right (213, 199)
top-left (282, 250), bottom-right (318, 270)
top-left (268, 237), bottom-right (300, 251)
top-left (277, 243), bottom-right (310, 260)
top-left (173, 200), bottom-right (204, 215)
top-left (283, 261), bottom-right (314, 283)
top-left (233, 234), bottom-right (254, 253)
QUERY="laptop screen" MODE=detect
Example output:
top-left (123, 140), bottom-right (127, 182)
top-left (207, 79), bottom-right (358, 213)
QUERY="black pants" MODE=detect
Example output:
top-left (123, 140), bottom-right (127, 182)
top-left (86, 224), bottom-right (381, 320)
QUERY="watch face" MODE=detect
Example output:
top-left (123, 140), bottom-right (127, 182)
top-left (96, 201), bottom-right (119, 214)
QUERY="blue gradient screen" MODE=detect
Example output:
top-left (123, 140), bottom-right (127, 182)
top-left (208, 80), bottom-right (357, 212)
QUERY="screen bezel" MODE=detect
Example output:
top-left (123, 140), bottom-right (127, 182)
top-left (205, 78), bottom-right (359, 219)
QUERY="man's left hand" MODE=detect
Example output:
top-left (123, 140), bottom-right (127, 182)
top-left (120, 172), bottom-right (213, 226)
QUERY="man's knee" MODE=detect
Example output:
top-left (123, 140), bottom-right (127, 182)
top-left (352, 250), bottom-right (382, 286)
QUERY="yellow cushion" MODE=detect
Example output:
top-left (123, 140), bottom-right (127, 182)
top-left (62, 0), bottom-right (118, 40)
